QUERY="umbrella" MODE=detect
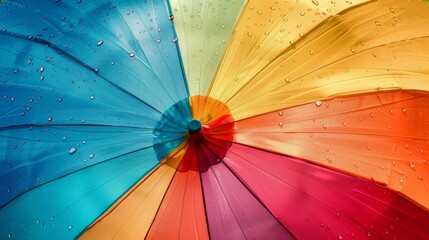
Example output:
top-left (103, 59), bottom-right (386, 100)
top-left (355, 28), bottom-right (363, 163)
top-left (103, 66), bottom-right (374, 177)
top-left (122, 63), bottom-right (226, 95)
top-left (1, 0), bottom-right (429, 239)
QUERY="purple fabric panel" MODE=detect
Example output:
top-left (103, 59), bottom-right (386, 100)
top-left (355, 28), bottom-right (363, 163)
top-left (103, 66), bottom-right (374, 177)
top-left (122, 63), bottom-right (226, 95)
top-left (223, 143), bottom-right (429, 240)
top-left (202, 162), bottom-right (294, 240)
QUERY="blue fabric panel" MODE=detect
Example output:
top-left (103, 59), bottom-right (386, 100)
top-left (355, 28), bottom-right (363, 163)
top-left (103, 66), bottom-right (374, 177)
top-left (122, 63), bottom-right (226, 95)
top-left (0, 0), bottom-right (190, 235)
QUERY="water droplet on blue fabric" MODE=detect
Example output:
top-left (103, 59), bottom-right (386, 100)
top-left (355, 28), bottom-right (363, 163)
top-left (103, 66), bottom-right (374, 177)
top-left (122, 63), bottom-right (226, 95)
top-left (69, 147), bottom-right (77, 155)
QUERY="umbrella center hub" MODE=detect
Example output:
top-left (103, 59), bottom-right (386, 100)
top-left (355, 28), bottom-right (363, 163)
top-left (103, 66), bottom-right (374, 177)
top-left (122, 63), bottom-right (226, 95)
top-left (154, 96), bottom-right (234, 172)
top-left (188, 119), bottom-right (202, 133)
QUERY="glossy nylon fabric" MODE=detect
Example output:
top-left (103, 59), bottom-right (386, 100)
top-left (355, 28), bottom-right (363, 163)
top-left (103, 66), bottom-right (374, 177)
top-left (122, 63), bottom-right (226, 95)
top-left (169, 0), bottom-right (245, 95)
top-left (2, 0), bottom-right (429, 239)
top-left (80, 143), bottom-right (188, 239)
top-left (208, 0), bottom-right (429, 120)
top-left (235, 90), bottom-right (429, 210)
top-left (0, 148), bottom-right (159, 240)
top-left (0, 0), bottom-right (189, 238)
top-left (223, 143), bottom-right (429, 240)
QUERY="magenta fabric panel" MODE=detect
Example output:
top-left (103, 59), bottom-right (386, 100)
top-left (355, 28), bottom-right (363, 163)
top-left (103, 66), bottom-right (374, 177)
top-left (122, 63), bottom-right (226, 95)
top-left (201, 162), bottom-right (294, 240)
top-left (223, 143), bottom-right (429, 240)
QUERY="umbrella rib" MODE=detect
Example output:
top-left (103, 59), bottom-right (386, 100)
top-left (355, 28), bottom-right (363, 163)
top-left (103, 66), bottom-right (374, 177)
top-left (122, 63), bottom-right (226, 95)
top-left (235, 130), bottom-right (429, 143)
top-left (0, 31), bottom-right (164, 115)
top-left (214, 1), bottom-right (300, 102)
top-left (241, 35), bottom-right (429, 108)
top-left (225, 143), bottom-right (390, 235)
top-left (0, 123), bottom-right (154, 133)
top-left (0, 145), bottom-right (157, 209)
top-left (79, 165), bottom-right (162, 237)
top-left (286, 35), bottom-right (429, 83)
top-left (227, 72), bottom-right (421, 114)
top-left (233, 90), bottom-right (427, 124)
top-left (200, 139), bottom-right (296, 238)
top-left (196, 1), bottom-right (213, 95)
top-left (206, 164), bottom-right (248, 238)
top-left (348, 190), bottom-right (423, 239)
top-left (147, 3), bottom-right (186, 101)
top-left (144, 144), bottom-right (188, 240)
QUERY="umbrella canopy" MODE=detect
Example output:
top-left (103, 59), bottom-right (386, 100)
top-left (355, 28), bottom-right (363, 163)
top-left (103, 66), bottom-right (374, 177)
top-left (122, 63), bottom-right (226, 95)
top-left (1, 0), bottom-right (429, 239)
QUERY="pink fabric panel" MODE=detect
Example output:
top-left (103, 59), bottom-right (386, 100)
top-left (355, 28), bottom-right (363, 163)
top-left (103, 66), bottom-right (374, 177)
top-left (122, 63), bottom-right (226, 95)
top-left (202, 162), bottom-right (294, 240)
top-left (223, 143), bottom-right (429, 240)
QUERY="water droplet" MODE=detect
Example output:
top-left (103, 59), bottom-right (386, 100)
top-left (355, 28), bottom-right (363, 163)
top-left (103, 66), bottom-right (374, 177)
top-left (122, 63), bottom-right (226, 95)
top-left (279, 122), bottom-right (283, 127)
top-left (409, 162), bottom-right (415, 168)
top-left (129, 52), bottom-right (135, 58)
top-left (312, 0), bottom-right (319, 6)
top-left (327, 157), bottom-right (332, 163)
top-left (300, 11), bottom-right (305, 16)
top-left (402, 108), bottom-right (406, 113)
top-left (418, 175), bottom-right (423, 180)
top-left (278, 110), bottom-right (283, 116)
top-left (156, 39), bottom-right (161, 43)
top-left (315, 100), bottom-right (322, 107)
top-left (375, 21), bottom-right (381, 26)
top-left (68, 225), bottom-right (73, 230)
top-left (90, 95), bottom-right (95, 100)
top-left (58, 98), bottom-right (63, 102)
top-left (372, 52), bottom-right (377, 57)
top-left (47, 117), bottom-right (53, 121)
top-left (97, 40), bottom-right (103, 46)
top-left (8, 233), bottom-right (12, 238)
top-left (257, 11), bottom-right (262, 15)
top-left (168, 15), bottom-right (174, 20)
top-left (338, 234), bottom-right (343, 240)
top-left (20, 112), bottom-right (26, 116)
top-left (247, 32), bottom-right (252, 36)
top-left (69, 147), bottom-right (77, 155)
top-left (399, 179), bottom-right (404, 184)
top-left (89, 154), bottom-right (94, 158)
top-left (297, 24), bottom-right (302, 28)
top-left (172, 37), bottom-right (178, 43)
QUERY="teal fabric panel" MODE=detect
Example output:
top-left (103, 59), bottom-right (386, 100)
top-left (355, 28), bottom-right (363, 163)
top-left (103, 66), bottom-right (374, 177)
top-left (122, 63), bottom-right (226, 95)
top-left (0, 148), bottom-right (159, 239)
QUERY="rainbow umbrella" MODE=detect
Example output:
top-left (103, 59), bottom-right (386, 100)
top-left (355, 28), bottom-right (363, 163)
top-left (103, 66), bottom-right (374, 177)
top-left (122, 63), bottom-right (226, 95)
top-left (1, 0), bottom-right (429, 239)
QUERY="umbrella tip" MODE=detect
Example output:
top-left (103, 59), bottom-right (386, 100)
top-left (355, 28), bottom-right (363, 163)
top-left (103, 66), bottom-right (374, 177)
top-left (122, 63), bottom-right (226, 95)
top-left (188, 119), bottom-right (202, 133)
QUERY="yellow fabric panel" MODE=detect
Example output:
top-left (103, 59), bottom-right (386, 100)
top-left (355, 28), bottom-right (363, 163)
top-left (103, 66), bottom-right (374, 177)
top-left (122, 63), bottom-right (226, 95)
top-left (208, 0), bottom-right (429, 120)
top-left (80, 165), bottom-right (176, 239)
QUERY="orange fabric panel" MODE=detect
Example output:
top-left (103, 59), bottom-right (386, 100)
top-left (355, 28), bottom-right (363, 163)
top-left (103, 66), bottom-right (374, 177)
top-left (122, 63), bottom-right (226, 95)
top-left (79, 165), bottom-right (176, 239)
top-left (146, 170), bottom-right (209, 240)
top-left (235, 90), bottom-right (429, 210)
